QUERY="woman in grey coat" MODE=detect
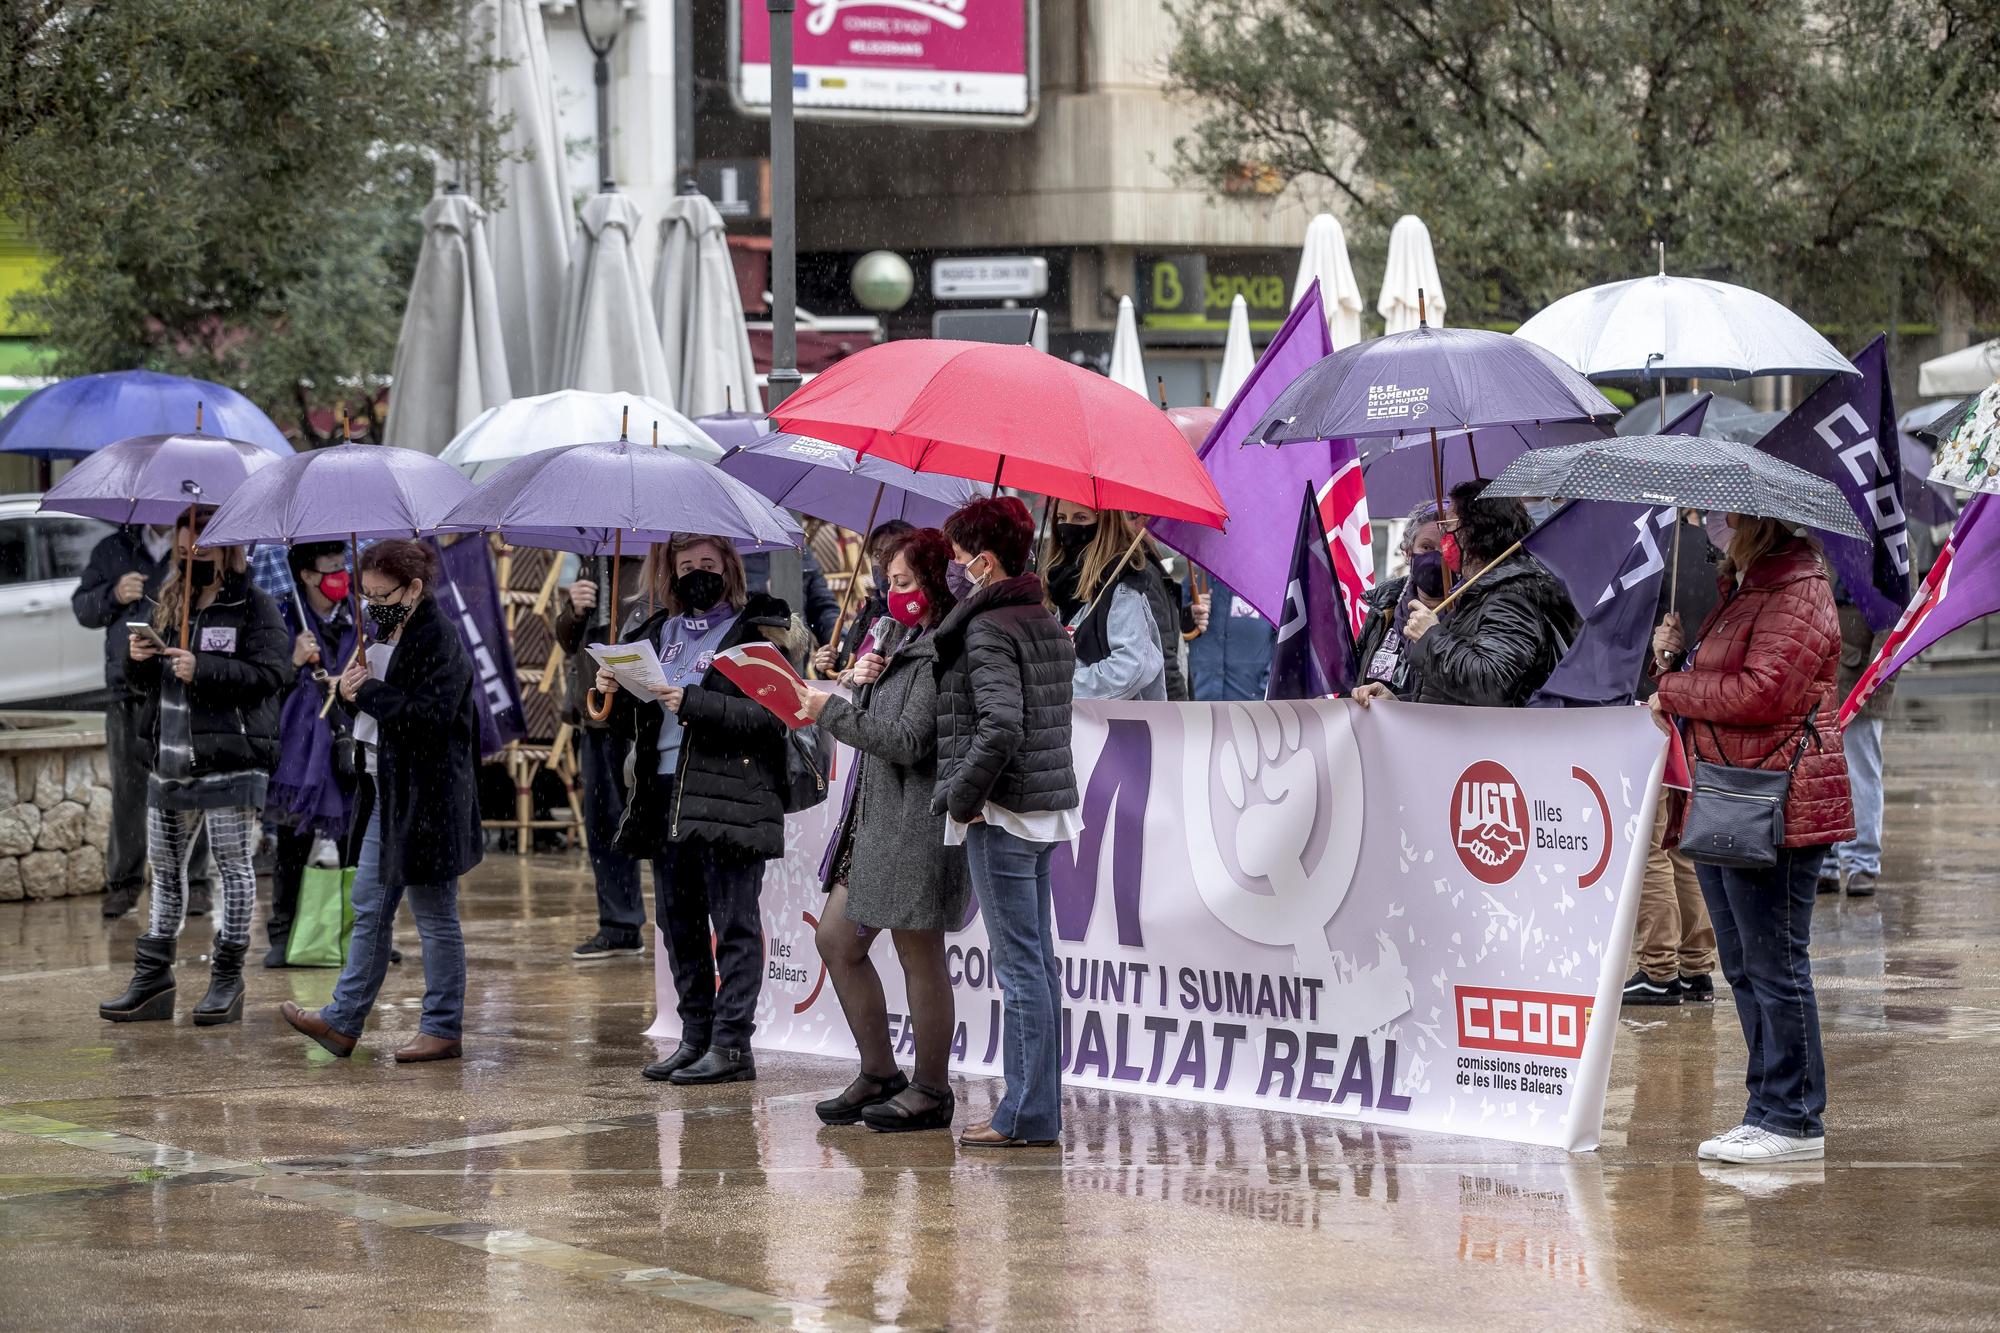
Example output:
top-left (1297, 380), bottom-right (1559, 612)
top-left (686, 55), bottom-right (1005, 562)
top-left (795, 528), bottom-right (968, 1133)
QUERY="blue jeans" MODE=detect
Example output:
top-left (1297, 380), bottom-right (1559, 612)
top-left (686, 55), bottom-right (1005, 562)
top-left (1835, 718), bottom-right (1883, 877)
top-left (322, 798), bottom-right (466, 1042)
top-left (579, 728), bottom-right (644, 937)
top-left (966, 824), bottom-right (1063, 1141)
top-left (1697, 846), bottom-right (1829, 1138)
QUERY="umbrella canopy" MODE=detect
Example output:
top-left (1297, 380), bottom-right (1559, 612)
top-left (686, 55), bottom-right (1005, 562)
top-left (1294, 213), bottom-right (1365, 349)
top-left (1515, 271), bottom-right (1856, 381)
top-left (550, 191), bottom-right (674, 398)
top-left (1483, 434), bottom-right (1870, 539)
top-left (1617, 391), bottom-right (1760, 437)
top-left (1378, 216), bottom-right (1444, 335)
top-left (1361, 420), bottom-right (1610, 516)
top-left (199, 443), bottom-right (476, 546)
top-left (717, 433), bottom-right (983, 534)
top-left (1917, 339), bottom-right (2000, 397)
top-left (1252, 324), bottom-right (1616, 445)
top-left (693, 409), bottom-right (773, 450)
top-left (440, 390), bottom-right (721, 483)
top-left (1897, 434), bottom-right (1960, 527)
top-left (443, 438), bottom-right (802, 556)
top-left (652, 193), bottom-right (759, 419)
top-left (1166, 406), bottom-right (1220, 452)
top-left (479, 0), bottom-right (572, 398)
top-left (1107, 296), bottom-right (1149, 399)
top-left (1214, 296), bottom-right (1254, 406)
top-left (766, 339), bottom-right (1230, 528)
top-left (382, 191), bottom-right (513, 455)
top-left (1928, 381), bottom-right (2000, 496)
top-left (41, 432), bottom-right (281, 526)
top-left (0, 370), bottom-right (291, 459)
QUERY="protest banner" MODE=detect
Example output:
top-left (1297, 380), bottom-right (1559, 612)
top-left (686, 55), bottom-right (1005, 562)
top-left (649, 699), bottom-right (1667, 1151)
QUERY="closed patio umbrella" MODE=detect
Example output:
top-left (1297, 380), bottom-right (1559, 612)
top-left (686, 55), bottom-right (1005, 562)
top-left (1378, 215), bottom-right (1444, 335)
top-left (550, 190), bottom-right (674, 399)
top-left (1294, 213), bottom-right (1365, 349)
top-left (1107, 295), bottom-right (1149, 399)
top-left (382, 191), bottom-right (513, 455)
top-left (1213, 296), bottom-right (1254, 406)
top-left (652, 193), bottom-right (759, 419)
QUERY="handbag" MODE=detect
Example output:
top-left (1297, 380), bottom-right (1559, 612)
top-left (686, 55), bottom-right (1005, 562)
top-left (781, 724), bottom-right (833, 814)
top-left (285, 838), bottom-right (357, 967)
top-left (1678, 707), bottom-right (1821, 869)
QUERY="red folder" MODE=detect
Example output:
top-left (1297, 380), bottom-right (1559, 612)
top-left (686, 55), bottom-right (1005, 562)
top-left (713, 643), bottom-right (814, 729)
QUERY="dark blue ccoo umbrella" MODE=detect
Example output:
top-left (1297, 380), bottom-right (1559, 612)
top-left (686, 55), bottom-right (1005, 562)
top-left (0, 370), bottom-right (292, 458)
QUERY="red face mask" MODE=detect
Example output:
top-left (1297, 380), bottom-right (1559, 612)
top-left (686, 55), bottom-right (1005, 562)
top-left (318, 570), bottom-right (351, 602)
top-left (889, 586), bottom-right (930, 628)
top-left (1440, 532), bottom-right (1464, 576)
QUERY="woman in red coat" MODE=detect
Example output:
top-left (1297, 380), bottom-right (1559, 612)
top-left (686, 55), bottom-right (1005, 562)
top-left (1651, 514), bottom-right (1853, 1167)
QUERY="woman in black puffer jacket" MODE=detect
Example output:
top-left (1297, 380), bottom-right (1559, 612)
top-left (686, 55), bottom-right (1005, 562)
top-left (597, 534), bottom-right (793, 1088)
top-left (101, 511), bottom-right (289, 1028)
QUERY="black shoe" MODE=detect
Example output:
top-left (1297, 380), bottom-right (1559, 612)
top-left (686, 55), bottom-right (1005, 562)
top-left (1845, 871), bottom-right (1878, 898)
top-left (669, 1047), bottom-right (756, 1085)
top-left (262, 942), bottom-right (293, 969)
top-left (185, 886), bottom-right (212, 918)
top-left (100, 935), bottom-right (176, 1022)
top-left (389, 946), bottom-right (403, 965)
top-left (193, 940), bottom-right (246, 1026)
top-left (573, 931), bottom-right (644, 961)
top-left (1679, 971), bottom-right (1716, 1003)
top-left (101, 885), bottom-right (140, 919)
top-left (863, 1081), bottom-right (956, 1133)
top-left (642, 1040), bottom-right (708, 1081)
top-left (1621, 969), bottom-right (1683, 1006)
top-left (1816, 869), bottom-right (1842, 895)
top-left (816, 1069), bottom-right (909, 1125)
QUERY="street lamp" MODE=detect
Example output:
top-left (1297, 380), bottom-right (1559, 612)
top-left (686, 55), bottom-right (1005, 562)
top-left (766, 0), bottom-right (800, 410)
top-left (576, 0), bottom-right (627, 189)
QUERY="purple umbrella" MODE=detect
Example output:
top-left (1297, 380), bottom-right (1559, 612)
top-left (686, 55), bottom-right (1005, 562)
top-left (1360, 420), bottom-right (1609, 515)
top-left (0, 370), bottom-right (292, 459)
top-left (199, 442), bottom-right (476, 546)
top-left (692, 409), bottom-right (773, 451)
top-left (40, 431), bottom-right (282, 526)
top-left (717, 433), bottom-right (983, 534)
top-left (1898, 434), bottom-right (1958, 527)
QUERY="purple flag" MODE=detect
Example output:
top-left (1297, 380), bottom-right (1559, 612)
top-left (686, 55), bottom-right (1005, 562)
top-left (1753, 336), bottom-right (1909, 630)
top-left (1842, 492), bottom-right (2000, 724)
top-left (1266, 484), bottom-right (1357, 699)
top-left (433, 537), bottom-right (527, 758)
top-left (1152, 282), bottom-right (1336, 624)
top-left (1525, 397), bottom-right (1712, 706)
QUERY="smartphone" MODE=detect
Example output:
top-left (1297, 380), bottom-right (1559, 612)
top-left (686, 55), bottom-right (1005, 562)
top-left (126, 622), bottom-right (169, 652)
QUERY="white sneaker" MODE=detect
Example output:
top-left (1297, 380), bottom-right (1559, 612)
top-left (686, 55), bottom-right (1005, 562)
top-left (1713, 1127), bottom-right (1825, 1164)
top-left (1697, 1123), bottom-right (1757, 1160)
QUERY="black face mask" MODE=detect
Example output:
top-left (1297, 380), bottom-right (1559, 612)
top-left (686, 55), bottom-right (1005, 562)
top-left (186, 559), bottom-right (220, 591)
top-left (676, 569), bottom-right (725, 613)
top-left (1054, 521), bottom-right (1098, 553)
top-left (366, 600), bottom-right (413, 635)
top-left (1408, 550), bottom-right (1446, 600)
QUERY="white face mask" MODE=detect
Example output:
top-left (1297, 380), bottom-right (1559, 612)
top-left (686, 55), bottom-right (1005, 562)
top-left (1703, 512), bottom-right (1734, 552)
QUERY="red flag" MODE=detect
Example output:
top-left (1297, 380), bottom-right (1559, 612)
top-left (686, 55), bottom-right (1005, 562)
top-left (1316, 453), bottom-right (1373, 640)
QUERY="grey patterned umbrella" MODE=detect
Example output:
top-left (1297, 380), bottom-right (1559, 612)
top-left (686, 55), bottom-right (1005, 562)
top-left (1482, 433), bottom-right (1869, 539)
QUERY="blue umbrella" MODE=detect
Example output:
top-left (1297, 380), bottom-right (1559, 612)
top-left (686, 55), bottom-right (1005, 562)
top-left (0, 370), bottom-right (292, 458)
top-left (692, 408), bottom-right (772, 451)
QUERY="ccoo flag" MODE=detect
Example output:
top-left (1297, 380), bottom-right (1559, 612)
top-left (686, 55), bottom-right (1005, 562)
top-left (1841, 491), bottom-right (2000, 725)
top-left (1525, 396), bottom-right (1712, 707)
top-left (1267, 483), bottom-right (1357, 700)
top-left (1754, 335), bottom-right (1909, 630)
top-left (1152, 281), bottom-right (1362, 627)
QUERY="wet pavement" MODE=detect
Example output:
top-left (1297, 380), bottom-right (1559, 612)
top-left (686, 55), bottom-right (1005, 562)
top-left (2, 697), bottom-right (1997, 1330)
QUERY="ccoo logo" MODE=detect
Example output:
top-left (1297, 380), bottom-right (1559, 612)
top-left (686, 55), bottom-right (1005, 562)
top-left (1453, 760), bottom-right (1528, 884)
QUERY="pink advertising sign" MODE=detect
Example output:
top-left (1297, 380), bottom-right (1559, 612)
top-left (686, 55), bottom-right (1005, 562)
top-left (736, 0), bottom-right (1034, 122)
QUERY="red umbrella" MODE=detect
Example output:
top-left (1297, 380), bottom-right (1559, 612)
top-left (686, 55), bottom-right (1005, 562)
top-left (1166, 406), bottom-right (1222, 452)
top-left (768, 340), bottom-right (1229, 529)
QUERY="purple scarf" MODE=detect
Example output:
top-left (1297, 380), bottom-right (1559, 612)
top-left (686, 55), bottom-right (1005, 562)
top-left (266, 596), bottom-right (356, 837)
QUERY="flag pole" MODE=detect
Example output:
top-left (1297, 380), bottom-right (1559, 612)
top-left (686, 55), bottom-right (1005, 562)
top-left (1419, 288), bottom-right (1451, 595)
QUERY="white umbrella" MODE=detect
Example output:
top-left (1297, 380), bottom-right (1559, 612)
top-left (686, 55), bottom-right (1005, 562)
top-left (382, 191), bottom-right (513, 455)
top-left (1214, 295), bottom-right (1254, 405)
top-left (1515, 258), bottom-right (1856, 381)
top-left (1107, 295), bottom-right (1149, 399)
top-left (1378, 215), bottom-right (1445, 335)
top-left (1294, 213), bottom-right (1365, 349)
top-left (550, 190), bottom-right (676, 398)
top-left (439, 389), bottom-right (723, 483)
top-left (1918, 339), bottom-right (2000, 396)
top-left (652, 193), bottom-right (760, 419)
top-left (478, 0), bottom-right (571, 397)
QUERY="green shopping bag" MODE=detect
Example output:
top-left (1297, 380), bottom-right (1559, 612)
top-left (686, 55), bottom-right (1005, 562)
top-left (286, 856), bottom-right (357, 968)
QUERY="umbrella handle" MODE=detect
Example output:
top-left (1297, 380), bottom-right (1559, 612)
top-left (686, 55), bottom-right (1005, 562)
top-left (586, 531), bottom-right (626, 721)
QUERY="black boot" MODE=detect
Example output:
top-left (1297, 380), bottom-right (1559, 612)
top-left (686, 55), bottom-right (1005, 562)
top-left (641, 1040), bottom-right (708, 1082)
top-left (669, 1047), bottom-right (756, 1085)
top-left (101, 884), bottom-right (140, 919)
top-left (100, 936), bottom-right (176, 1022)
top-left (193, 940), bottom-right (246, 1026)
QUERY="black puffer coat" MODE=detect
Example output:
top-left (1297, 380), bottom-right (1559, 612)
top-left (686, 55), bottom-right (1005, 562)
top-left (1355, 575), bottom-right (1419, 696)
top-left (351, 597), bottom-right (485, 886)
top-left (1407, 554), bottom-right (1580, 707)
top-left (611, 593), bottom-right (793, 862)
top-left (930, 573), bottom-right (1079, 823)
top-left (130, 574), bottom-right (291, 775)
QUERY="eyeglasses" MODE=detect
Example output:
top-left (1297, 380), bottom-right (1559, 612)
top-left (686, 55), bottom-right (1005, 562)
top-left (360, 581), bottom-right (406, 601)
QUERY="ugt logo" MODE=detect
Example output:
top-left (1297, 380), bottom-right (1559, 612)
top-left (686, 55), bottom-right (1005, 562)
top-left (1453, 760), bottom-right (1528, 884)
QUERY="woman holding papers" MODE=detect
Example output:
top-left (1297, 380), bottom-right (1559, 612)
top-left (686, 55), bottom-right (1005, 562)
top-left (595, 534), bottom-right (792, 1087)
top-left (793, 528), bottom-right (969, 1132)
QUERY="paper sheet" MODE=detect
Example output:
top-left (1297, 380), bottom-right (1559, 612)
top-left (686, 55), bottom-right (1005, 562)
top-left (587, 640), bottom-right (668, 697)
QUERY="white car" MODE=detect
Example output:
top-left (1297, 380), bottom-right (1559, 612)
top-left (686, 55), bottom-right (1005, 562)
top-left (0, 495), bottom-right (115, 705)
